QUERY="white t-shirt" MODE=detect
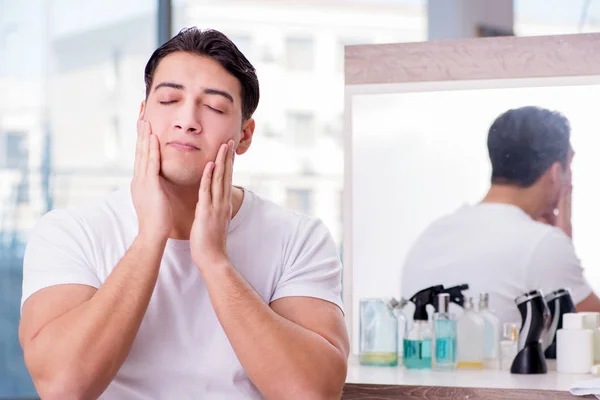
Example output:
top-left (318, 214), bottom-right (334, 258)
top-left (21, 188), bottom-right (343, 400)
top-left (401, 203), bottom-right (592, 329)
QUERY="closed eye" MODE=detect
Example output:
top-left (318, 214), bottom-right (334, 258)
top-left (206, 105), bottom-right (224, 114)
top-left (159, 100), bottom-right (178, 105)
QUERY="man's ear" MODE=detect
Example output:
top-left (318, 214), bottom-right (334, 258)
top-left (139, 101), bottom-right (146, 120)
top-left (236, 118), bottom-right (255, 155)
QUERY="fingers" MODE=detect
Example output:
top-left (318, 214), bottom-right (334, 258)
top-left (223, 140), bottom-right (234, 200)
top-left (139, 121), bottom-right (150, 176)
top-left (558, 185), bottom-right (572, 209)
top-left (211, 143), bottom-right (228, 202)
top-left (148, 134), bottom-right (160, 176)
top-left (199, 161), bottom-right (215, 206)
top-left (134, 120), bottom-right (143, 176)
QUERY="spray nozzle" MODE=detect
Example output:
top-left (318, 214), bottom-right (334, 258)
top-left (389, 297), bottom-right (409, 311)
top-left (409, 285), bottom-right (444, 321)
top-left (433, 284), bottom-right (470, 311)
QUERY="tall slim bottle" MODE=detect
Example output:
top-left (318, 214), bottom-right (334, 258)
top-left (433, 293), bottom-right (457, 370)
top-left (479, 293), bottom-right (500, 368)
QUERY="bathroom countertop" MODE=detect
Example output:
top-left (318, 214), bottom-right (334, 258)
top-left (343, 357), bottom-right (594, 399)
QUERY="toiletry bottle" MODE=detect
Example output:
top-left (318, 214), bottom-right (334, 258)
top-left (359, 298), bottom-right (399, 366)
top-left (403, 285), bottom-right (443, 369)
top-left (479, 293), bottom-right (500, 368)
top-left (390, 298), bottom-right (409, 364)
top-left (556, 313), bottom-right (593, 374)
top-left (500, 322), bottom-right (519, 371)
top-left (457, 297), bottom-right (485, 368)
top-left (578, 312), bottom-right (600, 364)
top-left (433, 293), bottom-right (457, 370)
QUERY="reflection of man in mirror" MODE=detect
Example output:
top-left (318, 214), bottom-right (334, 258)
top-left (401, 106), bottom-right (600, 329)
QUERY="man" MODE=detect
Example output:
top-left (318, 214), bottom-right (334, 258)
top-left (19, 28), bottom-right (349, 400)
top-left (401, 106), bottom-right (600, 328)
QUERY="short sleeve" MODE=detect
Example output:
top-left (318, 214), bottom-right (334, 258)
top-left (21, 209), bottom-right (102, 309)
top-left (527, 228), bottom-right (593, 304)
top-left (271, 216), bottom-right (344, 312)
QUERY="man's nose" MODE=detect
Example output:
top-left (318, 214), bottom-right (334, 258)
top-left (174, 103), bottom-right (202, 134)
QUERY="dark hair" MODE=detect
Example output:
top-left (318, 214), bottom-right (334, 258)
top-left (144, 27), bottom-right (259, 120)
top-left (487, 106), bottom-right (571, 187)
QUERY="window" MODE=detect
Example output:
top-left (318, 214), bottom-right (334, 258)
top-left (285, 37), bottom-right (314, 71)
top-left (229, 35), bottom-right (253, 59)
top-left (2, 132), bottom-right (27, 169)
top-left (15, 179), bottom-right (29, 205)
top-left (0, 0), bottom-right (157, 396)
top-left (104, 115), bottom-right (120, 161)
top-left (286, 188), bottom-right (313, 215)
top-left (1, 132), bottom-right (29, 205)
top-left (337, 38), bottom-right (370, 73)
top-left (324, 113), bottom-right (343, 146)
top-left (105, 48), bottom-right (121, 91)
top-left (287, 111), bottom-right (316, 148)
top-left (514, 0), bottom-right (600, 36)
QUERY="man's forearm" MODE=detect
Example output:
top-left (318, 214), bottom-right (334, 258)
top-left (202, 262), bottom-right (347, 400)
top-left (25, 236), bottom-right (166, 399)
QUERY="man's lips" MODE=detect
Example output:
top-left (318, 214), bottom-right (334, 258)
top-left (168, 141), bottom-right (200, 151)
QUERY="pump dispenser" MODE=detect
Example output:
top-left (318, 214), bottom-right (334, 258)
top-left (403, 285), bottom-right (443, 369)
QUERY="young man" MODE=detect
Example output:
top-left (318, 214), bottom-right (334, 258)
top-left (401, 106), bottom-right (600, 328)
top-left (19, 28), bottom-right (349, 400)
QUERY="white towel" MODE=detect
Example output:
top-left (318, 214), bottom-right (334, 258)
top-left (570, 378), bottom-right (600, 398)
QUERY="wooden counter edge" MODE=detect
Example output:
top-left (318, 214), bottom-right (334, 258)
top-left (341, 383), bottom-right (594, 399)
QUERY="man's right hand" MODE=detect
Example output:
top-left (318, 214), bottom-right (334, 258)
top-left (535, 184), bottom-right (572, 239)
top-left (556, 183), bottom-right (573, 239)
top-left (131, 120), bottom-right (172, 242)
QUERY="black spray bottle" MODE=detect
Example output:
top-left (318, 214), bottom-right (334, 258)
top-left (403, 285), bottom-right (443, 369)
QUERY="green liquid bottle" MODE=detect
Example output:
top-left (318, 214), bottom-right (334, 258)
top-left (359, 298), bottom-right (398, 366)
top-left (433, 293), bottom-right (457, 370)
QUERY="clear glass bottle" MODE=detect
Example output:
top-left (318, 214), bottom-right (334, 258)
top-left (433, 293), bottom-right (457, 370)
top-left (500, 322), bottom-right (519, 371)
top-left (359, 298), bottom-right (398, 366)
top-left (390, 298), bottom-right (409, 364)
top-left (479, 293), bottom-right (500, 368)
top-left (457, 297), bottom-right (485, 368)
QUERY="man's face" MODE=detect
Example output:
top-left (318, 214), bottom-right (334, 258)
top-left (140, 51), bottom-right (253, 188)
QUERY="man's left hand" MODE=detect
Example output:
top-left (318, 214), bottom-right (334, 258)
top-left (191, 140), bottom-right (235, 271)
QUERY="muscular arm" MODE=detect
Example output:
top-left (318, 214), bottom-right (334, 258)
top-left (20, 119), bottom-right (172, 400)
top-left (203, 263), bottom-right (349, 400)
top-left (19, 236), bottom-right (166, 400)
top-left (190, 141), bottom-right (349, 399)
top-left (528, 229), bottom-right (595, 313)
top-left (576, 292), bottom-right (600, 313)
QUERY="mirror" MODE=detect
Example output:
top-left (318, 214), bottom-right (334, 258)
top-left (347, 82), bottom-right (600, 350)
top-left (343, 33), bottom-right (600, 354)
